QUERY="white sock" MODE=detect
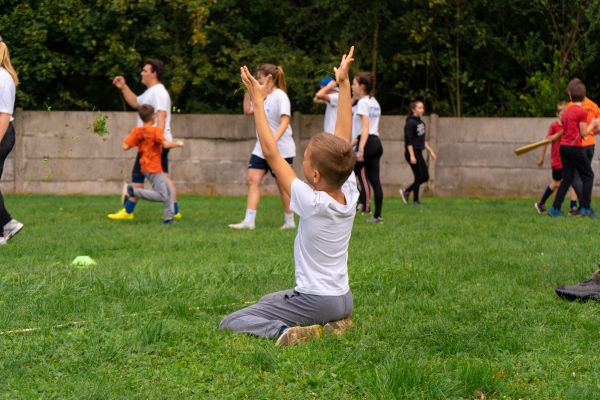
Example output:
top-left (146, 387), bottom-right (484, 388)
top-left (284, 213), bottom-right (294, 225)
top-left (244, 209), bottom-right (257, 224)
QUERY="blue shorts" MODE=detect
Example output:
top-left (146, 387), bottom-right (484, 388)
top-left (248, 154), bottom-right (294, 177)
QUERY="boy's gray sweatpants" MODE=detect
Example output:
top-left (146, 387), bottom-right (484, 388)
top-left (219, 289), bottom-right (353, 339)
top-left (132, 172), bottom-right (174, 220)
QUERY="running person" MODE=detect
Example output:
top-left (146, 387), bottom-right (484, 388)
top-left (0, 36), bottom-right (23, 245)
top-left (313, 77), bottom-right (338, 134)
top-left (400, 101), bottom-right (437, 206)
top-left (351, 72), bottom-right (383, 222)
top-left (107, 59), bottom-right (182, 220)
top-left (229, 64), bottom-right (296, 230)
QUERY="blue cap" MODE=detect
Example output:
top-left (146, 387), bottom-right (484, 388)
top-left (320, 77), bottom-right (334, 87)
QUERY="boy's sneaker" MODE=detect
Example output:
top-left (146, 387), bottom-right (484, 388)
top-left (399, 188), bottom-right (409, 205)
top-left (107, 208), bottom-right (134, 220)
top-left (275, 325), bottom-right (323, 347)
top-left (280, 221), bottom-right (296, 230)
top-left (324, 316), bottom-right (353, 336)
top-left (228, 220), bottom-right (255, 230)
top-left (547, 207), bottom-right (561, 217)
top-left (534, 202), bottom-right (546, 214)
top-left (3, 219), bottom-right (23, 241)
top-left (163, 219), bottom-right (174, 224)
top-left (173, 212), bottom-right (182, 220)
top-left (568, 207), bottom-right (579, 216)
top-left (366, 216), bottom-right (384, 223)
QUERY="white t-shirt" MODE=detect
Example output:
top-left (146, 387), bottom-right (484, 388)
top-left (136, 83), bottom-right (172, 140)
top-left (252, 88), bottom-right (295, 159)
top-left (0, 68), bottom-right (16, 122)
top-left (290, 172), bottom-right (359, 296)
top-left (323, 93), bottom-right (339, 134)
top-left (352, 96), bottom-right (381, 140)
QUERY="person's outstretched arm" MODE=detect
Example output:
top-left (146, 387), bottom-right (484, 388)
top-left (240, 66), bottom-right (296, 196)
top-left (333, 46), bottom-right (354, 143)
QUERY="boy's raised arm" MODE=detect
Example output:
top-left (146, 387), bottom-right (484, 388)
top-left (240, 66), bottom-right (296, 195)
top-left (333, 46), bottom-right (355, 143)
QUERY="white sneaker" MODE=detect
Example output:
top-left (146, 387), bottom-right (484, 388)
top-left (0, 236), bottom-right (7, 245)
top-left (228, 220), bottom-right (255, 230)
top-left (3, 219), bottom-right (23, 241)
top-left (280, 221), bottom-right (296, 230)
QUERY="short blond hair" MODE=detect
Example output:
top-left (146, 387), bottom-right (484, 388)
top-left (307, 133), bottom-right (356, 187)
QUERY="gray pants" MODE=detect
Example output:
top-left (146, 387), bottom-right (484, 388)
top-left (219, 289), bottom-right (353, 339)
top-left (132, 173), bottom-right (174, 221)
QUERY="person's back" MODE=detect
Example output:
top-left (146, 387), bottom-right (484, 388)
top-left (130, 125), bottom-right (164, 174)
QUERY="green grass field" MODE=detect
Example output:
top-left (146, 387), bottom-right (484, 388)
top-left (1, 195), bottom-right (600, 399)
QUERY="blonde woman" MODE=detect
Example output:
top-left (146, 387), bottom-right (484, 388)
top-left (0, 36), bottom-right (23, 245)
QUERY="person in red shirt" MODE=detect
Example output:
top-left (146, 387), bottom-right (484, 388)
top-left (549, 80), bottom-right (595, 217)
top-left (534, 102), bottom-right (577, 213)
top-left (116, 104), bottom-right (184, 223)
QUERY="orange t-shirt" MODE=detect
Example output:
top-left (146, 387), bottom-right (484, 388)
top-left (567, 97), bottom-right (600, 146)
top-left (123, 125), bottom-right (165, 173)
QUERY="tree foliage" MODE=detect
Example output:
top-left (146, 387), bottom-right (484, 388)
top-left (1, 0), bottom-right (600, 116)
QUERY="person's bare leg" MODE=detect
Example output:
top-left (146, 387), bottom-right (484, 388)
top-left (229, 168), bottom-right (265, 229)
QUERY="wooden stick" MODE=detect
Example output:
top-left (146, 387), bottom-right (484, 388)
top-left (514, 138), bottom-right (552, 156)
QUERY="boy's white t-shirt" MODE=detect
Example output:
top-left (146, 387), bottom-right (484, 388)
top-left (136, 83), bottom-right (172, 140)
top-left (252, 88), bottom-right (295, 159)
top-left (0, 68), bottom-right (16, 122)
top-left (352, 96), bottom-right (381, 139)
top-left (290, 172), bottom-right (359, 296)
top-left (323, 93), bottom-right (339, 134)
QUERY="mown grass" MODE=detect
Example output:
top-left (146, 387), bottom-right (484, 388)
top-left (1, 195), bottom-right (600, 399)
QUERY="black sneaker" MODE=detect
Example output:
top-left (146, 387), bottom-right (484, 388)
top-left (534, 202), bottom-right (546, 214)
top-left (556, 274), bottom-right (600, 301)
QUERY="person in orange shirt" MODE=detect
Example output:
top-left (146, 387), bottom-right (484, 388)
top-left (567, 78), bottom-right (599, 212)
top-left (118, 104), bottom-right (184, 223)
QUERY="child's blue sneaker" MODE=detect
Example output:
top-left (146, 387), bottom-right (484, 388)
top-left (579, 208), bottom-right (598, 218)
top-left (547, 207), bottom-right (561, 217)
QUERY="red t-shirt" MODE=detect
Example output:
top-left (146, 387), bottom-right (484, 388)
top-left (546, 121), bottom-right (563, 170)
top-left (123, 125), bottom-right (165, 173)
top-left (560, 105), bottom-right (587, 147)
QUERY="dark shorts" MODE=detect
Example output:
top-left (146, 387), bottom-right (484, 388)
top-left (132, 148), bottom-right (170, 183)
top-left (248, 154), bottom-right (294, 177)
top-left (552, 168), bottom-right (563, 181)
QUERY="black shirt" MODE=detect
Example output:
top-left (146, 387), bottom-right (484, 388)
top-left (404, 115), bottom-right (426, 150)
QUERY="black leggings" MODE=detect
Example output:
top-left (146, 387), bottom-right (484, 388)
top-left (355, 135), bottom-right (384, 218)
top-left (0, 123), bottom-right (16, 226)
top-left (405, 149), bottom-right (429, 202)
top-left (553, 145), bottom-right (594, 210)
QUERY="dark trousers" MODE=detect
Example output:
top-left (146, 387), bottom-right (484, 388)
top-left (405, 149), bottom-right (429, 202)
top-left (356, 135), bottom-right (384, 218)
top-left (571, 145), bottom-right (594, 203)
top-left (553, 145), bottom-right (594, 210)
top-left (0, 123), bottom-right (16, 226)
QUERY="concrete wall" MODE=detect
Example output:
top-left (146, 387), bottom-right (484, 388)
top-left (1, 110), bottom-right (592, 197)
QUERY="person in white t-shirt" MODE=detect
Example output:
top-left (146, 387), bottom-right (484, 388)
top-left (220, 47), bottom-right (357, 347)
top-left (0, 36), bottom-right (24, 245)
top-left (229, 64), bottom-right (297, 230)
top-left (107, 59), bottom-right (182, 221)
top-left (313, 77), bottom-right (339, 134)
top-left (351, 72), bottom-right (384, 223)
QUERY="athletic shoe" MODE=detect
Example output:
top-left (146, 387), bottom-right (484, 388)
top-left (399, 188), bottom-right (409, 205)
top-left (173, 212), bottom-right (182, 220)
top-left (366, 217), bottom-right (384, 224)
top-left (3, 219), bottom-right (23, 241)
top-left (107, 208), bottom-right (134, 220)
top-left (568, 207), bottom-right (579, 216)
top-left (280, 221), bottom-right (296, 230)
top-left (163, 218), bottom-right (174, 224)
top-left (579, 208), bottom-right (598, 218)
top-left (228, 220), bottom-right (255, 230)
top-left (413, 200), bottom-right (421, 206)
top-left (275, 324), bottom-right (323, 347)
top-left (547, 207), bottom-right (561, 217)
top-left (534, 202), bottom-right (546, 214)
top-left (556, 274), bottom-right (600, 301)
top-left (0, 237), bottom-right (7, 245)
top-left (324, 316), bottom-right (353, 336)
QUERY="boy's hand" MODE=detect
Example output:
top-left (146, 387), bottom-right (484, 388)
top-left (174, 140), bottom-right (184, 147)
top-left (240, 66), bottom-right (269, 104)
top-left (334, 46), bottom-right (355, 84)
top-left (112, 76), bottom-right (126, 89)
